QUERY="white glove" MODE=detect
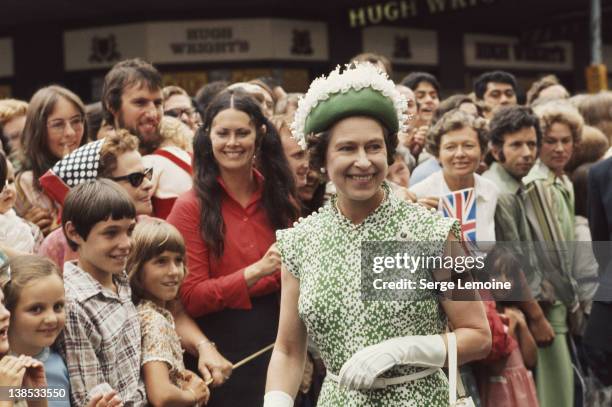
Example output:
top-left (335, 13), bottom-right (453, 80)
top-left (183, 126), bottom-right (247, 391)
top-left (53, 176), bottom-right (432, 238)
top-left (263, 391), bottom-right (293, 407)
top-left (338, 335), bottom-right (446, 390)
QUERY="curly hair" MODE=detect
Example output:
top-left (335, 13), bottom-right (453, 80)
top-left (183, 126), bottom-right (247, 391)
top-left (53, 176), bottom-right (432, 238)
top-left (159, 116), bottom-right (194, 152)
top-left (571, 92), bottom-right (612, 143)
top-left (0, 99), bottom-right (27, 155)
top-left (426, 109), bottom-right (488, 157)
top-left (488, 105), bottom-right (542, 150)
top-left (533, 101), bottom-right (583, 145)
top-left (97, 129), bottom-right (140, 178)
top-left (0, 99), bottom-right (28, 126)
top-left (162, 85), bottom-right (189, 101)
top-left (526, 75), bottom-right (564, 106)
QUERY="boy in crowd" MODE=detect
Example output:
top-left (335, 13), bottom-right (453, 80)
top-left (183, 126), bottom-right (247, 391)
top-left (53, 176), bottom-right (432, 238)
top-left (474, 70), bottom-right (518, 117)
top-left (400, 71), bottom-right (440, 125)
top-left (58, 179), bottom-right (144, 406)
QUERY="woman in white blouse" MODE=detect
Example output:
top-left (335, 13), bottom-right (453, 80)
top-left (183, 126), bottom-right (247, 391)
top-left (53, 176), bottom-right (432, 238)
top-left (410, 109), bottom-right (499, 242)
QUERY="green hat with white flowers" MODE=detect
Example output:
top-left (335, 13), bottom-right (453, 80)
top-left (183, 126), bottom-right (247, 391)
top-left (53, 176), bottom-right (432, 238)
top-left (291, 63), bottom-right (408, 150)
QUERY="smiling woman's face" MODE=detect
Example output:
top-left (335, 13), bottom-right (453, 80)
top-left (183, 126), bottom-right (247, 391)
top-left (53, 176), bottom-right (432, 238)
top-left (111, 150), bottom-right (153, 216)
top-left (45, 97), bottom-right (84, 159)
top-left (325, 116), bottom-right (388, 206)
top-left (438, 126), bottom-right (482, 180)
top-left (210, 108), bottom-right (257, 174)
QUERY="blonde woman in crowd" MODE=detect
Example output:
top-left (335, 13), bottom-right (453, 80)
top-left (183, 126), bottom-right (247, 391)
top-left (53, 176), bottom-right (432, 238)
top-left (142, 116), bottom-right (194, 219)
top-left (0, 99), bottom-right (28, 171)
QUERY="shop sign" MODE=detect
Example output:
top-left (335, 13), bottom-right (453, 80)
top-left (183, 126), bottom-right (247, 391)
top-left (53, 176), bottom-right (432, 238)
top-left (362, 27), bottom-right (437, 65)
top-left (64, 24), bottom-right (147, 71)
top-left (348, 0), bottom-right (497, 28)
top-left (464, 34), bottom-right (573, 71)
top-left (64, 19), bottom-right (328, 71)
top-left (147, 19), bottom-right (328, 63)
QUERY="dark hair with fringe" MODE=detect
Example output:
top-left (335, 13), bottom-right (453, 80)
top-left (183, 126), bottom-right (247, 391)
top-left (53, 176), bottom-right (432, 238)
top-left (2, 255), bottom-right (62, 312)
top-left (194, 89), bottom-right (299, 257)
top-left (127, 220), bottom-right (186, 305)
top-left (488, 105), bottom-right (542, 163)
top-left (474, 71), bottom-right (518, 100)
top-left (62, 179), bottom-right (136, 251)
top-left (400, 72), bottom-right (440, 94)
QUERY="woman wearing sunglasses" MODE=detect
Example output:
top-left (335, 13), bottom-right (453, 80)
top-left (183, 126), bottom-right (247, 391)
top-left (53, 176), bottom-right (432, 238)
top-left (37, 129), bottom-right (154, 268)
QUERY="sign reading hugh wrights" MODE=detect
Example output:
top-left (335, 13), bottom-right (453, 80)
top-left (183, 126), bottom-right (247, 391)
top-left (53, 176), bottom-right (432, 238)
top-left (348, 0), bottom-right (497, 28)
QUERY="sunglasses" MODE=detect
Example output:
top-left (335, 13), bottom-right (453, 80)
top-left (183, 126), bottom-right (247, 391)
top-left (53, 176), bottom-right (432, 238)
top-left (110, 167), bottom-right (153, 187)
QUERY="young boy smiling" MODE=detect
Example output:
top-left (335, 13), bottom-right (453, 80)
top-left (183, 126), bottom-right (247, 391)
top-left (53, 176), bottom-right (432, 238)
top-left (57, 179), bottom-right (145, 406)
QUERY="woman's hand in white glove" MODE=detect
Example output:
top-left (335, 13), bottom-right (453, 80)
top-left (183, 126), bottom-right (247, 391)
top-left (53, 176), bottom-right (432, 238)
top-left (338, 335), bottom-right (446, 390)
top-left (263, 391), bottom-right (293, 407)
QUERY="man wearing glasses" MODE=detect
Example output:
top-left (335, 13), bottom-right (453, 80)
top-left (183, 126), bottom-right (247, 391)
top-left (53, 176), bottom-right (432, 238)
top-left (162, 85), bottom-right (200, 131)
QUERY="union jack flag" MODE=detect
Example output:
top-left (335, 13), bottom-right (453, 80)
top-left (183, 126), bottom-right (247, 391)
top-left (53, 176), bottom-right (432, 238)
top-left (440, 188), bottom-right (477, 242)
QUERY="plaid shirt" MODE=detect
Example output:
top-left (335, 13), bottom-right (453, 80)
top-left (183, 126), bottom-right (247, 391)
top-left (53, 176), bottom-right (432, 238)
top-left (57, 262), bottom-right (146, 407)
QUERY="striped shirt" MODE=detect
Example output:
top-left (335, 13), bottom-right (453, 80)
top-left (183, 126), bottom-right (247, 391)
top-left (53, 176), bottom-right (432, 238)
top-left (57, 261), bottom-right (146, 407)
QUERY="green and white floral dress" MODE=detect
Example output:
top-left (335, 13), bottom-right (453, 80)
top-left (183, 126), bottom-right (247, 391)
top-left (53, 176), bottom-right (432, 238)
top-left (276, 183), bottom-right (460, 406)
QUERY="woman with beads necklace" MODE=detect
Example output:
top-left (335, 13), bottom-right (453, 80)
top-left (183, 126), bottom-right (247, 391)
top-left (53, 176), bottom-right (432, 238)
top-left (264, 63), bottom-right (491, 406)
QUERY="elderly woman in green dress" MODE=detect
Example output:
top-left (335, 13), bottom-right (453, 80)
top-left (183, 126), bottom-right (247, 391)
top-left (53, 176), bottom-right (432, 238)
top-left (264, 64), bottom-right (491, 407)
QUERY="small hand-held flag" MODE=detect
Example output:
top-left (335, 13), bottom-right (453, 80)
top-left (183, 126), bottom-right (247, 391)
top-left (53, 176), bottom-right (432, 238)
top-left (439, 188), bottom-right (477, 242)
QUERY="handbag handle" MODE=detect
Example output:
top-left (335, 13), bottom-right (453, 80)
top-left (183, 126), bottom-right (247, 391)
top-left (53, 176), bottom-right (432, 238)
top-left (447, 332), bottom-right (469, 405)
top-left (447, 332), bottom-right (458, 405)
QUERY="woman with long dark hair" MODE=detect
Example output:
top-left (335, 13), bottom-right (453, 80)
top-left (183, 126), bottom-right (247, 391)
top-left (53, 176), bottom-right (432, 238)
top-left (167, 89), bottom-right (299, 406)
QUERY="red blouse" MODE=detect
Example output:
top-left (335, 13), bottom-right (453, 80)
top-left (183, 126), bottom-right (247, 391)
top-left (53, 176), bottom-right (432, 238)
top-left (167, 171), bottom-right (280, 317)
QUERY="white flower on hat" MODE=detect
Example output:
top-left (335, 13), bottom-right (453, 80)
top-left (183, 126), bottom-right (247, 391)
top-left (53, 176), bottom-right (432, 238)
top-left (291, 63), bottom-right (408, 150)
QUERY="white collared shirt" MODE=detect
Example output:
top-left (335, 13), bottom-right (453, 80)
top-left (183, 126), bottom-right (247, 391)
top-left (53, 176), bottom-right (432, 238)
top-left (409, 171), bottom-right (499, 242)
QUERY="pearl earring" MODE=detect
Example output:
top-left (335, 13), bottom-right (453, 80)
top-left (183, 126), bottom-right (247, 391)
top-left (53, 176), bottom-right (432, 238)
top-left (320, 168), bottom-right (326, 174)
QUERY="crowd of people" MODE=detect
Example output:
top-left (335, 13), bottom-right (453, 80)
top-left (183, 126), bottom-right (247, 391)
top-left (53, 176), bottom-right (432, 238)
top-left (0, 52), bottom-right (611, 407)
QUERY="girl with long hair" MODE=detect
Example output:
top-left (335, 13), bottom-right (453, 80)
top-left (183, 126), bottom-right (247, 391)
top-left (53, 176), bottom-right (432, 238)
top-left (15, 86), bottom-right (88, 236)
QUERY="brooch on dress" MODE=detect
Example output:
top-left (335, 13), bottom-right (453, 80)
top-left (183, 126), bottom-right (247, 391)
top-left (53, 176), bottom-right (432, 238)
top-left (395, 225), bottom-right (413, 241)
